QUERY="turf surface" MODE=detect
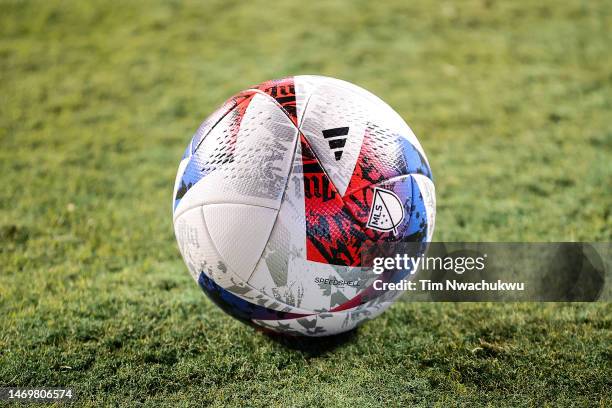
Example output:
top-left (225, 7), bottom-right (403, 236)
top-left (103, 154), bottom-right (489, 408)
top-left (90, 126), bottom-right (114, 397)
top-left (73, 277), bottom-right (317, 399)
top-left (1, 0), bottom-right (611, 406)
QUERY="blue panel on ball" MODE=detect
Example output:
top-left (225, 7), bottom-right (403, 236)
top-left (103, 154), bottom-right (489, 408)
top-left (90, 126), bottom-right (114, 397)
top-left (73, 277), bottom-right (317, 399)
top-left (173, 148), bottom-right (215, 210)
top-left (397, 137), bottom-right (432, 180)
top-left (197, 272), bottom-right (310, 322)
top-left (401, 175), bottom-right (429, 242)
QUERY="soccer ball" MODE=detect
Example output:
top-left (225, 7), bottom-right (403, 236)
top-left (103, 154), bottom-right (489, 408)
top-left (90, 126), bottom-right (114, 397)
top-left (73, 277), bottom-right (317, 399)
top-left (172, 76), bottom-right (435, 336)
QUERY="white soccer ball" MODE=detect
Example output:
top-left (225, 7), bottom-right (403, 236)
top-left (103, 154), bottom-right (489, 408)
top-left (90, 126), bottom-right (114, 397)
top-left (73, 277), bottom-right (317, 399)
top-left (173, 75), bottom-right (435, 336)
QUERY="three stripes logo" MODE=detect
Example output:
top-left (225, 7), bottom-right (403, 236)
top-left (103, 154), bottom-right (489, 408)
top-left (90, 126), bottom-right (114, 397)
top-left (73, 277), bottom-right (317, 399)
top-left (322, 127), bottom-right (349, 161)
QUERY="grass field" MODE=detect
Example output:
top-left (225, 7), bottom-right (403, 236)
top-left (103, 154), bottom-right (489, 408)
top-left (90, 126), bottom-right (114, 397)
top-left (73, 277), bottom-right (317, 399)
top-left (1, 0), bottom-right (611, 406)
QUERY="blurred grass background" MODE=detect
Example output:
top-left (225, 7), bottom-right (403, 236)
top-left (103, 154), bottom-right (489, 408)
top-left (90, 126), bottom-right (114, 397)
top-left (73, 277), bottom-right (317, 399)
top-left (1, 0), bottom-right (610, 406)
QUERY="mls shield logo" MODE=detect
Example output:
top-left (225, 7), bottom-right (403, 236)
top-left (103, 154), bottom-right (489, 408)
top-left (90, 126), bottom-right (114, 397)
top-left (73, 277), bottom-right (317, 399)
top-left (367, 187), bottom-right (405, 235)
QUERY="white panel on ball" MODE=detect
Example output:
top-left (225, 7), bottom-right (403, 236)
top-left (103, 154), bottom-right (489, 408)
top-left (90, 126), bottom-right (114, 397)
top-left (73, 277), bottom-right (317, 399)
top-left (202, 203), bottom-right (277, 282)
top-left (173, 92), bottom-right (299, 220)
top-left (412, 174), bottom-right (436, 242)
top-left (298, 79), bottom-right (368, 196)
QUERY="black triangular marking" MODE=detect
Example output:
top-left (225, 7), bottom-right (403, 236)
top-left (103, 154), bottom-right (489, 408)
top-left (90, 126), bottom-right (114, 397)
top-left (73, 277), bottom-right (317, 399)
top-left (328, 138), bottom-right (347, 149)
top-left (323, 127), bottom-right (350, 161)
top-left (322, 127), bottom-right (349, 138)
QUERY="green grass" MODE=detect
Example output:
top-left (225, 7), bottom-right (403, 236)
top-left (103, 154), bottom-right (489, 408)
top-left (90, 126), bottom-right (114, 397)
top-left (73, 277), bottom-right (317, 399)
top-left (1, 0), bottom-right (611, 406)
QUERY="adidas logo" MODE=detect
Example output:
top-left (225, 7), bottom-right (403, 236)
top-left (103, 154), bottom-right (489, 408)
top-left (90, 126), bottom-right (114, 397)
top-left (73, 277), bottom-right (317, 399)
top-left (322, 127), bottom-right (349, 161)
